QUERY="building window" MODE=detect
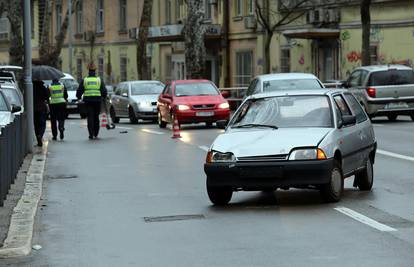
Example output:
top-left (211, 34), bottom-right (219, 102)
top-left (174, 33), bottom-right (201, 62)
top-left (247, 0), bottom-right (254, 15)
top-left (96, 0), bottom-right (104, 33)
top-left (166, 0), bottom-right (172, 24)
top-left (176, 0), bottom-right (182, 22)
top-left (98, 57), bottom-right (104, 80)
top-left (56, 0), bottom-right (62, 33)
top-left (369, 44), bottom-right (378, 65)
top-left (204, 0), bottom-right (211, 20)
top-left (0, 17), bottom-right (9, 41)
top-left (120, 57), bottom-right (127, 82)
top-left (235, 0), bottom-right (243, 16)
top-left (235, 51), bottom-right (253, 87)
top-left (280, 48), bottom-right (290, 73)
top-left (76, 0), bottom-right (83, 34)
top-left (76, 58), bottom-right (83, 82)
top-left (119, 0), bottom-right (127, 31)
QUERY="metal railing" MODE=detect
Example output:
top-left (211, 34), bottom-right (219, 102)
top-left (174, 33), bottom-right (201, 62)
top-left (0, 113), bottom-right (28, 206)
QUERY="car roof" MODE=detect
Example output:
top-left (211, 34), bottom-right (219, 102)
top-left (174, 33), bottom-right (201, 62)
top-left (173, 79), bottom-right (212, 84)
top-left (123, 80), bottom-right (163, 84)
top-left (62, 73), bottom-right (75, 80)
top-left (255, 73), bottom-right (319, 82)
top-left (250, 89), bottom-right (347, 99)
top-left (355, 64), bottom-right (412, 72)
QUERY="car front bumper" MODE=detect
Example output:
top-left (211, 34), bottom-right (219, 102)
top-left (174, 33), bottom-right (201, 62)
top-left (136, 106), bottom-right (158, 119)
top-left (176, 109), bottom-right (230, 124)
top-left (204, 159), bottom-right (334, 190)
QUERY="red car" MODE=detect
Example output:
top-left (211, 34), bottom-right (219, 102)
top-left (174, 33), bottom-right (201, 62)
top-left (157, 80), bottom-right (230, 128)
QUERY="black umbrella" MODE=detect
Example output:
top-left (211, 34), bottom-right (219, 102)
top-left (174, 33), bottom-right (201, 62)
top-left (32, 65), bottom-right (64, 81)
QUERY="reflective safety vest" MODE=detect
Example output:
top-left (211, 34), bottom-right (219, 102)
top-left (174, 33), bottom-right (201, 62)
top-left (83, 77), bottom-right (102, 97)
top-left (49, 83), bottom-right (65, 104)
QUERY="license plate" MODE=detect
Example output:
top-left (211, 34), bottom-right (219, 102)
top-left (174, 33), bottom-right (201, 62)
top-left (196, 111), bottom-right (214, 117)
top-left (385, 102), bottom-right (409, 109)
top-left (66, 104), bottom-right (77, 109)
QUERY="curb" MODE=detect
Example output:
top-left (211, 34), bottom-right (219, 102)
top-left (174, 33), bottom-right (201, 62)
top-left (0, 142), bottom-right (48, 258)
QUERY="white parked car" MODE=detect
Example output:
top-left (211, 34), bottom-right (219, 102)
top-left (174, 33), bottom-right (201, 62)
top-left (0, 90), bottom-right (20, 127)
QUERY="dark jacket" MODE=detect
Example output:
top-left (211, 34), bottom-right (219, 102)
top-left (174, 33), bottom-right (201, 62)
top-left (33, 81), bottom-right (50, 112)
top-left (76, 72), bottom-right (107, 103)
top-left (48, 80), bottom-right (68, 104)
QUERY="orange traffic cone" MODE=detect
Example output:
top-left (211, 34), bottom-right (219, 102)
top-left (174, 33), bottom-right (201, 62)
top-left (100, 113), bottom-right (108, 128)
top-left (172, 118), bottom-right (181, 139)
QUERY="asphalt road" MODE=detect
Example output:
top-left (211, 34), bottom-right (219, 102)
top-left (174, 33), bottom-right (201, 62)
top-left (2, 115), bottom-right (414, 267)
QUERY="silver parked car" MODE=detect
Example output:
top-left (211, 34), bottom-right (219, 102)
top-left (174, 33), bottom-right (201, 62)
top-left (0, 90), bottom-right (21, 127)
top-left (343, 64), bottom-right (414, 121)
top-left (110, 81), bottom-right (165, 124)
top-left (0, 82), bottom-right (24, 114)
top-left (204, 89), bottom-right (376, 205)
top-left (245, 73), bottom-right (324, 97)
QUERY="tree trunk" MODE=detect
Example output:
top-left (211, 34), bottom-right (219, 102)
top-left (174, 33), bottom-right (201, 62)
top-left (184, 0), bottom-right (206, 79)
top-left (264, 31), bottom-right (273, 74)
top-left (39, 0), bottom-right (52, 63)
top-left (137, 0), bottom-right (153, 80)
top-left (361, 0), bottom-right (371, 66)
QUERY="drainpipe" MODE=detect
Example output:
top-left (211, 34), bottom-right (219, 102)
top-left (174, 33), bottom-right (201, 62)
top-left (223, 0), bottom-right (230, 87)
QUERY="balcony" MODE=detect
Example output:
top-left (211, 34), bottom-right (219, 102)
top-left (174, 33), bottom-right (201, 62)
top-left (146, 24), bottom-right (222, 42)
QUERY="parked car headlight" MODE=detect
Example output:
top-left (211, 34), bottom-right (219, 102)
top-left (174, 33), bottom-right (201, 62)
top-left (206, 151), bottom-right (236, 163)
top-left (218, 102), bottom-right (230, 109)
top-left (288, 148), bottom-right (327, 160)
top-left (177, 104), bottom-right (190, 111)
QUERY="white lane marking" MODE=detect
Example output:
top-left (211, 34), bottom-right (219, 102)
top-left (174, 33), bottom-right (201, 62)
top-left (334, 207), bottom-right (397, 232)
top-left (116, 126), bottom-right (133, 130)
top-left (377, 149), bottom-right (414, 162)
top-left (198, 145), bottom-right (209, 152)
top-left (141, 129), bottom-right (165, 135)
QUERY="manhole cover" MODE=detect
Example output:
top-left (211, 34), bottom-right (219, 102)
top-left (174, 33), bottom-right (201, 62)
top-left (50, 174), bottom-right (78, 180)
top-left (144, 214), bottom-right (205, 223)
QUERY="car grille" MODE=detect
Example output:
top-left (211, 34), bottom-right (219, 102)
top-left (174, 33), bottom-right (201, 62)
top-left (70, 99), bottom-right (78, 103)
top-left (192, 104), bottom-right (215, 109)
top-left (237, 154), bottom-right (288, 162)
top-left (151, 101), bottom-right (157, 106)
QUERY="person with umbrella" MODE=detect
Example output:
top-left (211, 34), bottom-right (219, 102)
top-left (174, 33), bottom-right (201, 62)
top-left (76, 63), bottom-right (107, 139)
top-left (48, 78), bottom-right (68, 140)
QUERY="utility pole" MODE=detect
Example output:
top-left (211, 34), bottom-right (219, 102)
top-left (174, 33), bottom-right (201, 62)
top-left (23, 0), bottom-right (34, 152)
top-left (68, 0), bottom-right (73, 73)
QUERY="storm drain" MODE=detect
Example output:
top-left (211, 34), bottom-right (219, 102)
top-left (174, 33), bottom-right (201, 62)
top-left (48, 174), bottom-right (79, 180)
top-left (144, 214), bottom-right (205, 223)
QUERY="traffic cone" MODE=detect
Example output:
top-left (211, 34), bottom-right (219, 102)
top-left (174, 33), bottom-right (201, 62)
top-left (171, 118), bottom-right (181, 139)
top-left (100, 113), bottom-right (108, 128)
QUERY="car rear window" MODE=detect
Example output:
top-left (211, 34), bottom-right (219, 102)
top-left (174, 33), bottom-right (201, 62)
top-left (263, 79), bottom-right (323, 92)
top-left (61, 79), bottom-right (79, 91)
top-left (131, 83), bottom-right (164, 95)
top-left (368, 70), bottom-right (414, 86)
top-left (175, 82), bottom-right (219, 97)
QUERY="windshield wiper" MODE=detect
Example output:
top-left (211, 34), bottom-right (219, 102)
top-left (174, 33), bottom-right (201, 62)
top-left (232, 123), bottom-right (278, 129)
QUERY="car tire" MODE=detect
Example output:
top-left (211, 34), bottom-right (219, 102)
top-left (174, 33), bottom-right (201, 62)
top-left (207, 185), bottom-right (233, 206)
top-left (158, 111), bottom-right (167, 128)
top-left (320, 160), bottom-right (344, 203)
top-left (355, 158), bottom-right (374, 191)
top-left (206, 122), bottom-right (213, 127)
top-left (110, 107), bottom-right (119, 123)
top-left (410, 114), bottom-right (414, 121)
top-left (387, 114), bottom-right (397, 121)
top-left (129, 108), bottom-right (139, 124)
top-left (80, 113), bottom-right (87, 119)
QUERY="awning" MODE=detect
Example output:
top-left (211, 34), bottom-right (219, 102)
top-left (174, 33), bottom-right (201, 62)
top-left (282, 29), bottom-right (340, 39)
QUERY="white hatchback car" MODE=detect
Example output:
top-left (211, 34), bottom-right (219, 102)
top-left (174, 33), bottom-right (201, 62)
top-left (245, 73), bottom-right (324, 97)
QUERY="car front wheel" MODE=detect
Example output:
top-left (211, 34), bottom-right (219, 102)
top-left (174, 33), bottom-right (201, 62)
top-left (320, 160), bottom-right (344, 203)
top-left (129, 108), bottom-right (138, 124)
top-left (110, 107), bottom-right (119, 123)
top-left (410, 114), bottom-right (414, 121)
top-left (355, 158), bottom-right (374, 191)
top-left (206, 177), bottom-right (232, 205)
top-left (387, 114), bottom-right (397, 121)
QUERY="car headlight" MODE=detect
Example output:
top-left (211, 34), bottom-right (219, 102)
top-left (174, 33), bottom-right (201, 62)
top-left (139, 102), bottom-right (151, 107)
top-left (177, 104), bottom-right (190, 111)
top-left (218, 102), bottom-right (230, 109)
top-left (206, 151), bottom-right (236, 163)
top-left (288, 148), bottom-right (327, 160)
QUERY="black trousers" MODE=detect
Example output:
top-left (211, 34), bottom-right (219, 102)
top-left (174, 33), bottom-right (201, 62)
top-left (85, 102), bottom-right (101, 137)
top-left (49, 103), bottom-right (66, 138)
top-left (34, 111), bottom-right (47, 138)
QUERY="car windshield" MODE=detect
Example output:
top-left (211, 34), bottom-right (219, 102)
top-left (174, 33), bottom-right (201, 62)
top-left (368, 70), bottom-right (414, 86)
top-left (175, 82), bottom-right (219, 97)
top-left (131, 83), bottom-right (164, 95)
top-left (263, 79), bottom-right (323, 92)
top-left (1, 89), bottom-right (22, 106)
top-left (231, 95), bottom-right (333, 128)
top-left (61, 79), bottom-right (79, 91)
top-left (0, 93), bottom-right (9, 111)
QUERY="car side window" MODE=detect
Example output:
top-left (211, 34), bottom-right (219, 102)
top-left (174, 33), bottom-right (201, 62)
top-left (246, 79), bottom-right (258, 96)
top-left (360, 70), bottom-right (369, 87)
top-left (333, 95), bottom-right (352, 116)
top-left (162, 84), bottom-right (169, 94)
top-left (166, 84), bottom-right (172, 95)
top-left (115, 84), bottom-right (122, 95)
top-left (344, 93), bottom-right (368, 123)
top-left (348, 70), bottom-right (362, 87)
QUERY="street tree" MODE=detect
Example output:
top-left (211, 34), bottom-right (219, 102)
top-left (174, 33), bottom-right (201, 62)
top-left (255, 0), bottom-right (310, 74)
top-left (137, 0), bottom-right (153, 80)
top-left (184, 0), bottom-right (206, 79)
top-left (361, 0), bottom-right (371, 66)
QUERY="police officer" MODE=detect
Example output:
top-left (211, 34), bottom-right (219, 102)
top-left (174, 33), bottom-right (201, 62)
top-left (48, 79), bottom-right (68, 140)
top-left (76, 63), bottom-right (107, 140)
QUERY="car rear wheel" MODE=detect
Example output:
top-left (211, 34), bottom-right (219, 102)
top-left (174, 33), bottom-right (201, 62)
top-left (206, 122), bottom-right (213, 127)
top-left (129, 108), bottom-right (138, 124)
top-left (387, 114), bottom-right (397, 121)
top-left (207, 176), bottom-right (232, 205)
top-left (110, 107), bottom-right (119, 123)
top-left (355, 158), bottom-right (374, 191)
top-left (320, 160), bottom-right (343, 203)
top-left (158, 111), bottom-right (167, 128)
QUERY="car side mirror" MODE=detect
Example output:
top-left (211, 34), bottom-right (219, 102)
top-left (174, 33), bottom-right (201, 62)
top-left (11, 105), bottom-right (21, 113)
top-left (216, 120), bottom-right (228, 129)
top-left (339, 115), bottom-right (356, 128)
top-left (122, 93), bottom-right (128, 97)
top-left (221, 90), bottom-right (230, 98)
